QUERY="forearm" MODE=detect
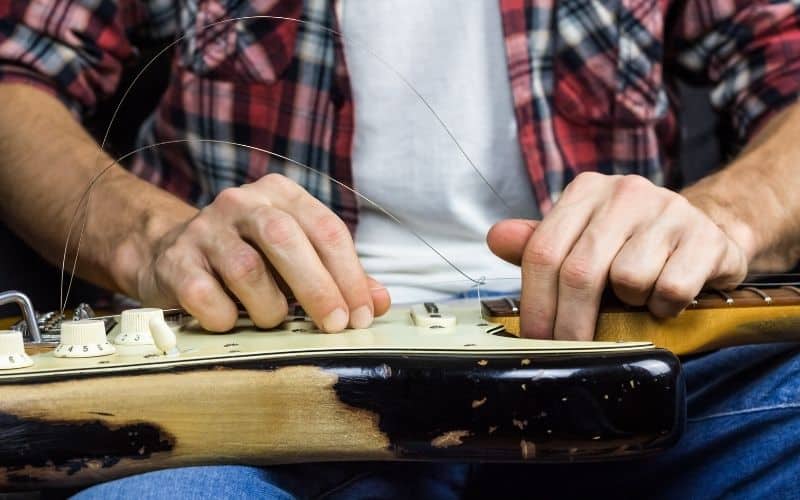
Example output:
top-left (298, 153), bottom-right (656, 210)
top-left (682, 101), bottom-right (800, 272)
top-left (0, 83), bottom-right (196, 296)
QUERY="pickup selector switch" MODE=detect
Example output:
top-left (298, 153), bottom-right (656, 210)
top-left (0, 330), bottom-right (33, 369)
top-left (54, 319), bottom-right (115, 358)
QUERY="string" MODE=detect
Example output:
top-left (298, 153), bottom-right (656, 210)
top-left (86, 138), bottom-right (485, 285)
top-left (59, 14), bottom-right (512, 311)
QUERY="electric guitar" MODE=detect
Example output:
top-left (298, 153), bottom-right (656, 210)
top-left (0, 292), bottom-right (683, 490)
top-left (4, 276), bottom-right (800, 490)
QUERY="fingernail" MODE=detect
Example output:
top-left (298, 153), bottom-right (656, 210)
top-left (322, 307), bottom-right (348, 332)
top-left (350, 305), bottom-right (373, 329)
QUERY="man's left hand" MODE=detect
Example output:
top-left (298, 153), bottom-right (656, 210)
top-left (487, 173), bottom-right (748, 341)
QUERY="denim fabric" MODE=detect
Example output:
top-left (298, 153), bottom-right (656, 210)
top-left (74, 342), bottom-right (800, 500)
top-left (73, 463), bottom-right (470, 499)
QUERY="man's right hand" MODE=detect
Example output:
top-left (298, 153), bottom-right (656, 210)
top-left (133, 173), bottom-right (390, 332)
top-left (0, 85), bottom-right (384, 333)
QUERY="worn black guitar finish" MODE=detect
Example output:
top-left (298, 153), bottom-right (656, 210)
top-left (0, 304), bottom-right (684, 489)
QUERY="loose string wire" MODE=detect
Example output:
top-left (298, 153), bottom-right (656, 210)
top-left (83, 138), bottom-right (487, 282)
top-left (59, 14), bottom-right (513, 311)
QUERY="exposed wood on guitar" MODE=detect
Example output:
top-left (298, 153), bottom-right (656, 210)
top-left (431, 430), bottom-right (471, 448)
top-left (0, 366), bottom-right (391, 488)
top-left (485, 302), bottom-right (800, 356)
top-left (520, 440), bottom-right (536, 459)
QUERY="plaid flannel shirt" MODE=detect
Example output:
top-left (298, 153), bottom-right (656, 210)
top-left (1, 0), bottom-right (799, 227)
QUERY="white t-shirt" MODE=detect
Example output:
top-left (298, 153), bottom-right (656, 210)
top-left (341, 1), bottom-right (539, 303)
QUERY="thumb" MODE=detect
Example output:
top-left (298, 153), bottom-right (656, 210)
top-left (486, 219), bottom-right (539, 266)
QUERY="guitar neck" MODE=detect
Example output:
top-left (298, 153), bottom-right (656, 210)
top-left (482, 282), bottom-right (800, 355)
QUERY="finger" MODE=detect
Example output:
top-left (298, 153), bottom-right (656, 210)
top-left (486, 219), bottom-right (540, 265)
top-left (149, 238), bottom-right (240, 332)
top-left (647, 230), bottom-right (721, 318)
top-left (518, 198), bottom-right (598, 339)
top-left (240, 205), bottom-right (349, 333)
top-left (553, 176), bottom-right (669, 340)
top-left (173, 265), bottom-right (239, 332)
top-left (554, 217), bottom-right (633, 340)
top-left (202, 235), bottom-right (288, 329)
top-left (251, 174), bottom-right (374, 328)
top-left (609, 220), bottom-right (681, 306)
top-left (707, 237), bottom-right (748, 290)
top-left (368, 276), bottom-right (392, 317)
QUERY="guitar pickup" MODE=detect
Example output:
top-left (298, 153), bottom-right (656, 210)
top-left (281, 304), bottom-right (315, 332)
top-left (410, 302), bottom-right (457, 329)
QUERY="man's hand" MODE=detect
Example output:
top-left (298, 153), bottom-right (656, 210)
top-left (132, 174), bottom-right (391, 333)
top-left (0, 85), bottom-right (387, 333)
top-left (487, 173), bottom-right (748, 341)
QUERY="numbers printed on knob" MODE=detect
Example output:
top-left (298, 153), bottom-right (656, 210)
top-left (54, 341), bottom-right (116, 358)
top-left (0, 330), bottom-right (34, 369)
top-left (55, 320), bottom-right (116, 358)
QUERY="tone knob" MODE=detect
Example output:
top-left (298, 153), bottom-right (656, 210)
top-left (0, 330), bottom-right (33, 369)
top-left (115, 308), bottom-right (163, 346)
top-left (54, 320), bottom-right (115, 358)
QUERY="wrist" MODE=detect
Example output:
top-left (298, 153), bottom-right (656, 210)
top-left (105, 181), bottom-right (197, 299)
top-left (682, 176), bottom-right (760, 263)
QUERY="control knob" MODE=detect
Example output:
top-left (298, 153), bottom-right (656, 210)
top-left (0, 330), bottom-right (33, 369)
top-left (54, 319), bottom-right (115, 358)
top-left (114, 308), bottom-right (163, 346)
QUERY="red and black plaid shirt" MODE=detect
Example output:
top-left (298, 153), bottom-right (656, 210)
top-left (1, 0), bottom-right (799, 228)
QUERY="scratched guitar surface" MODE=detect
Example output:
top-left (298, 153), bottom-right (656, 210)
top-left (0, 304), bottom-right (683, 490)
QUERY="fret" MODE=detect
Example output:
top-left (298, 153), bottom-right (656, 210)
top-left (481, 281), bottom-right (800, 318)
top-left (503, 297), bottom-right (519, 314)
top-left (716, 290), bottom-right (735, 305)
top-left (742, 286), bottom-right (772, 304)
top-left (782, 285), bottom-right (800, 297)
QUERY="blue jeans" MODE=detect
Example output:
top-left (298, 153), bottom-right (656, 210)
top-left (75, 342), bottom-right (800, 499)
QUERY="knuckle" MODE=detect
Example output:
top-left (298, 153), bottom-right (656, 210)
top-left (184, 215), bottom-right (212, 237)
top-left (159, 245), bottom-right (183, 266)
top-left (560, 257), bottom-right (599, 291)
top-left (574, 171), bottom-right (602, 185)
top-left (665, 193), bottom-right (691, 214)
top-left (522, 242), bottom-right (561, 270)
top-left (610, 266), bottom-right (650, 295)
top-left (262, 173), bottom-right (302, 200)
top-left (564, 171), bottom-right (602, 195)
top-left (223, 247), bottom-right (264, 283)
top-left (312, 213), bottom-right (351, 246)
top-left (615, 174), bottom-right (651, 194)
top-left (179, 277), bottom-right (217, 309)
top-left (259, 210), bottom-right (299, 248)
top-left (654, 278), bottom-right (695, 305)
top-left (215, 187), bottom-right (247, 209)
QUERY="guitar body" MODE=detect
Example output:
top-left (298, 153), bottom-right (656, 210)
top-left (0, 305), bottom-right (684, 490)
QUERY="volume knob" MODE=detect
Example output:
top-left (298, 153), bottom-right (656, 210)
top-left (115, 308), bottom-right (163, 346)
top-left (54, 320), bottom-right (115, 358)
top-left (0, 330), bottom-right (33, 369)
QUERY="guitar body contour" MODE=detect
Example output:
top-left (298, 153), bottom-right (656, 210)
top-left (0, 305), bottom-right (684, 490)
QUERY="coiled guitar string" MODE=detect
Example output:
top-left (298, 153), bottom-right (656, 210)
top-left (60, 14), bottom-right (517, 312)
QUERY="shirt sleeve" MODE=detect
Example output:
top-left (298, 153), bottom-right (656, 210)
top-left (668, 0), bottom-right (800, 144)
top-left (0, 0), bottom-right (138, 115)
